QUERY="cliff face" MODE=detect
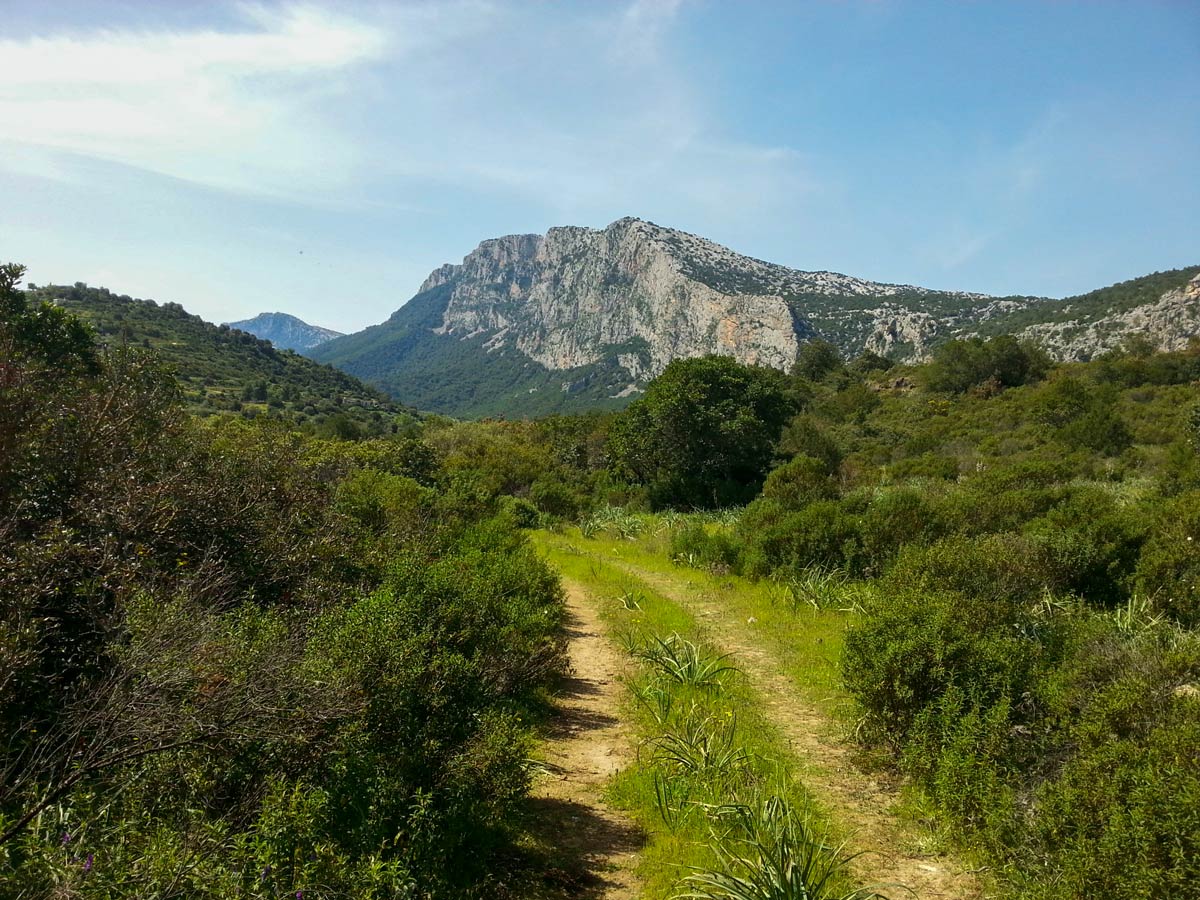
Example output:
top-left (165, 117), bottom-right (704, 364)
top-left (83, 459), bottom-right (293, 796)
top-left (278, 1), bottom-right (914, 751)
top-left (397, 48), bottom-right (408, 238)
top-left (411, 217), bottom-right (994, 390)
top-left (418, 219), bottom-right (806, 383)
top-left (1017, 272), bottom-right (1200, 360)
top-left (310, 217), bottom-right (1197, 416)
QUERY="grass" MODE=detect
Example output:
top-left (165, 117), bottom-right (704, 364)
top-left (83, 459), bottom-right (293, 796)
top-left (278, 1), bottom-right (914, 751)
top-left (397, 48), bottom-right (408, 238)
top-left (674, 796), bottom-right (887, 900)
top-left (545, 522), bottom-right (851, 719)
top-left (533, 533), bottom-right (872, 900)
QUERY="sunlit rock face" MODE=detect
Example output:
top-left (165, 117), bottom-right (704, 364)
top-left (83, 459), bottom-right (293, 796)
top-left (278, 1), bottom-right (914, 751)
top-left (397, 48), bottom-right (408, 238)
top-left (1017, 272), bottom-right (1200, 360)
top-left (421, 216), bottom-right (992, 381)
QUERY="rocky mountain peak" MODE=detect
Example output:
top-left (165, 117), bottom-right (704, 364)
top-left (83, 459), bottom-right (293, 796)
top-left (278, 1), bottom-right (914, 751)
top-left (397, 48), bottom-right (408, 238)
top-left (226, 311), bottom-right (343, 353)
top-left (311, 217), bottom-right (1197, 418)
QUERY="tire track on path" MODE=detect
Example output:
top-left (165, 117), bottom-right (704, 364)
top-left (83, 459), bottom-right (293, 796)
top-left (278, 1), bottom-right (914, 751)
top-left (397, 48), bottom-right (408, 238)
top-left (530, 579), bottom-right (644, 899)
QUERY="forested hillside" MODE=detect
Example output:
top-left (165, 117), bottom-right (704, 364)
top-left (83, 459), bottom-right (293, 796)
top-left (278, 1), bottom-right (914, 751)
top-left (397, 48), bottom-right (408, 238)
top-left (32, 282), bottom-right (416, 437)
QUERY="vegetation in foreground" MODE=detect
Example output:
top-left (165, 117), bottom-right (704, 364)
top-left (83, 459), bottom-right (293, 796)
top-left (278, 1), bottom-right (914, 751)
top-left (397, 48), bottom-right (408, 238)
top-left (463, 337), bottom-right (1200, 897)
top-left (537, 538), bottom-right (879, 900)
top-left (1, 264), bottom-right (566, 898)
top-left (5, 252), bottom-right (1200, 898)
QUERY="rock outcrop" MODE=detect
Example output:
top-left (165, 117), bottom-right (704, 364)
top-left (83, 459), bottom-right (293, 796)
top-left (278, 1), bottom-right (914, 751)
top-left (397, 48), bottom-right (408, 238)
top-left (310, 217), bottom-right (1197, 417)
top-left (412, 217), bottom-right (988, 382)
top-left (1017, 273), bottom-right (1200, 360)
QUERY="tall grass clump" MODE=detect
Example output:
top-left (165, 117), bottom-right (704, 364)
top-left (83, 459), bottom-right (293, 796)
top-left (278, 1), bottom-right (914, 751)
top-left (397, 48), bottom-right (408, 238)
top-left (635, 633), bottom-right (740, 688)
top-left (674, 796), bottom-right (887, 900)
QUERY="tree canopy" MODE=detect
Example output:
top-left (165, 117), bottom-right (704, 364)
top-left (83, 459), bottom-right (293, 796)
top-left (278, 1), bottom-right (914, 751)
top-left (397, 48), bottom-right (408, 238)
top-left (608, 355), bottom-right (796, 508)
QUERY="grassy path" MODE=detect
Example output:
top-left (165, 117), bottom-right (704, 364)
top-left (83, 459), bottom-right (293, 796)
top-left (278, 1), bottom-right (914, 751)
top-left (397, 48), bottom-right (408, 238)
top-left (538, 529), bottom-right (993, 900)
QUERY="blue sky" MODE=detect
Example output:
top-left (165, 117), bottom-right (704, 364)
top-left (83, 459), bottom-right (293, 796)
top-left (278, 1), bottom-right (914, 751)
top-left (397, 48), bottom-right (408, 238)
top-left (2, 1), bottom-right (1197, 332)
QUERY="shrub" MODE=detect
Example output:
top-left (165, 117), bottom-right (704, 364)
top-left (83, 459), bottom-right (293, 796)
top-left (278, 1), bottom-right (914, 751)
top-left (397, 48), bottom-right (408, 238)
top-left (670, 523), bottom-right (741, 573)
top-left (760, 455), bottom-right (837, 509)
top-left (842, 586), bottom-right (1039, 747)
top-left (1025, 487), bottom-right (1147, 607)
top-left (882, 533), bottom-right (1053, 606)
top-left (738, 499), bottom-right (864, 578)
top-left (1135, 489), bottom-right (1200, 625)
top-left (858, 486), bottom-right (948, 574)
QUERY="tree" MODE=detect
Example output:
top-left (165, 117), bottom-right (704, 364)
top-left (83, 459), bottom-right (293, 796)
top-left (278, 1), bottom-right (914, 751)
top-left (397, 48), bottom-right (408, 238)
top-left (608, 356), bottom-right (796, 508)
top-left (792, 339), bottom-right (844, 382)
top-left (925, 335), bottom-right (1048, 393)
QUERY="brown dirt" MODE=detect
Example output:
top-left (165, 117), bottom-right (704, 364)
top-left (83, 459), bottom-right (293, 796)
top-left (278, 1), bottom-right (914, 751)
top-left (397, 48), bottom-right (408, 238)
top-left (601, 554), bottom-right (994, 900)
top-left (530, 580), bottom-right (644, 899)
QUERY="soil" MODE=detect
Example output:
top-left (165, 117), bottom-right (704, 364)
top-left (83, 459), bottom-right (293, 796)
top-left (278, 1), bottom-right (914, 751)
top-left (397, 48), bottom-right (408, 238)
top-left (529, 579), bottom-right (644, 900)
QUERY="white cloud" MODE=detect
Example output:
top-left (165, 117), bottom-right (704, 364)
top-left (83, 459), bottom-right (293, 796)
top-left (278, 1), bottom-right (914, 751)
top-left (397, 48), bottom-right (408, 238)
top-left (0, 0), bottom-right (812, 227)
top-left (0, 4), bottom-right (390, 197)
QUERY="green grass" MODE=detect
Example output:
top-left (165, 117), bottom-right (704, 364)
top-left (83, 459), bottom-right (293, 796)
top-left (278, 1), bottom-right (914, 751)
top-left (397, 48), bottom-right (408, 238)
top-left (534, 534), bottom-right (873, 900)
top-left (546, 523), bottom-right (851, 718)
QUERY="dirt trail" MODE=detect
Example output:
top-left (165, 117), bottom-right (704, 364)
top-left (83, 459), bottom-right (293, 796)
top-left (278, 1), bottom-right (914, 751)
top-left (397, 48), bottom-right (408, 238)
top-left (530, 580), bottom-right (643, 899)
top-left (599, 552), bottom-right (990, 900)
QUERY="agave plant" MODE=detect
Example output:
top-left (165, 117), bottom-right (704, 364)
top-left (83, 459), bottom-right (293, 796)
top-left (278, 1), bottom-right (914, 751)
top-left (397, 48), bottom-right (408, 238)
top-left (653, 709), bottom-right (749, 780)
top-left (632, 678), bottom-right (677, 725)
top-left (1112, 593), bottom-right (1169, 635)
top-left (635, 634), bottom-right (740, 688)
top-left (619, 585), bottom-right (646, 611)
top-left (673, 796), bottom-right (892, 900)
top-left (783, 567), bottom-right (850, 612)
top-left (653, 769), bottom-right (695, 831)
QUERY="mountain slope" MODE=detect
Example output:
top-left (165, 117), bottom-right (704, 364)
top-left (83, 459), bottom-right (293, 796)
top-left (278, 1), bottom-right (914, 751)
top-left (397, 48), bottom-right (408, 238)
top-left (226, 311), bottom-right (343, 353)
top-left (35, 283), bottom-right (413, 432)
top-left (312, 216), bottom-right (1197, 418)
top-left (312, 218), bottom-right (1005, 416)
top-left (972, 267), bottom-right (1200, 359)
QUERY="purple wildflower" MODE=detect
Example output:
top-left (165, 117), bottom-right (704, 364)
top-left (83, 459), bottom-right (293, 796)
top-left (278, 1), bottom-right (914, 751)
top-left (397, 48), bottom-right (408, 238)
top-left (60, 832), bottom-right (72, 846)
top-left (82, 853), bottom-right (94, 873)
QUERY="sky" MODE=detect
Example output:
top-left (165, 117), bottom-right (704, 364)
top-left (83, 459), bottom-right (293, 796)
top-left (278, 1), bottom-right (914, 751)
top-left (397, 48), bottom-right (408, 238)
top-left (1, 1), bottom-right (1197, 332)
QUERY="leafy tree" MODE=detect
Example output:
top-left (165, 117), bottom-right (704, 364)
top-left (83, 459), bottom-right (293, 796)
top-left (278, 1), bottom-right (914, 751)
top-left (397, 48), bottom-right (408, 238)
top-left (792, 338), bottom-right (844, 382)
top-left (608, 356), bottom-right (796, 508)
top-left (925, 335), bottom-right (1049, 393)
top-left (849, 349), bottom-right (894, 375)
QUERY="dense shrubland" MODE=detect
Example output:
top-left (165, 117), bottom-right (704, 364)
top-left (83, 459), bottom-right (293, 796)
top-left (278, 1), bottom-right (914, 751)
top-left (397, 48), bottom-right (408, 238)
top-left (1, 265), bottom-right (564, 897)
top-left (8, 255), bottom-right (1200, 897)
top-left (502, 339), bottom-right (1200, 896)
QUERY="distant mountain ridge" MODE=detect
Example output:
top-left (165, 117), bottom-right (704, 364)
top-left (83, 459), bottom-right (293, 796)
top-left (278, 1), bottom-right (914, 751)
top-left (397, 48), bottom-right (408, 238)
top-left (227, 311), bottom-right (342, 353)
top-left (307, 217), bottom-right (1197, 417)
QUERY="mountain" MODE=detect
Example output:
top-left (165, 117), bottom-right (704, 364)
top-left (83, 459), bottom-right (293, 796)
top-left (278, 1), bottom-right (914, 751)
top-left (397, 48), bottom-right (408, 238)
top-left (35, 283), bottom-right (414, 434)
top-left (971, 267), bottom-right (1200, 360)
top-left (311, 217), bottom-right (1198, 417)
top-left (226, 311), bottom-right (343, 353)
top-left (310, 217), bottom-right (995, 416)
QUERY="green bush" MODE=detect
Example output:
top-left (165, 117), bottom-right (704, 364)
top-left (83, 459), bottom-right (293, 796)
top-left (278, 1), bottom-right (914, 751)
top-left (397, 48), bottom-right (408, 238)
top-left (759, 455), bottom-right (837, 509)
top-left (738, 498), bottom-right (864, 578)
top-left (670, 523), bottom-right (741, 573)
top-left (1025, 486), bottom-right (1147, 607)
top-left (1135, 490), bottom-right (1200, 625)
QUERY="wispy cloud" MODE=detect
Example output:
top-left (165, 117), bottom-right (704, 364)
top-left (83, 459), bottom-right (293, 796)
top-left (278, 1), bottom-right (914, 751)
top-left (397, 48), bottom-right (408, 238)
top-left (0, 0), bottom-right (810, 223)
top-left (0, 4), bottom-right (389, 198)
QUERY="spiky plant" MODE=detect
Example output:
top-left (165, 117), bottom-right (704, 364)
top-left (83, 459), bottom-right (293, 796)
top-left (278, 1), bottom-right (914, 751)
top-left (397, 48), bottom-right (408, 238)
top-left (653, 710), bottom-right (749, 779)
top-left (673, 796), bottom-right (892, 900)
top-left (635, 634), bottom-right (739, 688)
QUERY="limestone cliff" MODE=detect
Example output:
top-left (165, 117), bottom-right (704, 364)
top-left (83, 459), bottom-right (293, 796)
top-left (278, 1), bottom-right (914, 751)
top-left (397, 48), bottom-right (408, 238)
top-left (1016, 272), bottom-right (1200, 360)
top-left (310, 217), bottom-right (1197, 417)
